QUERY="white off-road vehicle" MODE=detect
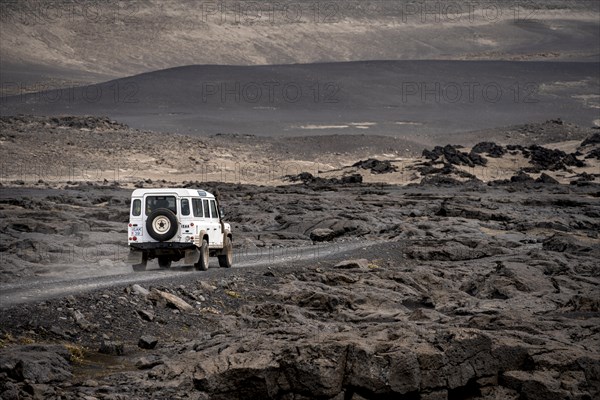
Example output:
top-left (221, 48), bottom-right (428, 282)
top-left (127, 188), bottom-right (233, 271)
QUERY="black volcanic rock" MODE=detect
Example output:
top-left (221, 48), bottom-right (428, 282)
top-left (523, 145), bottom-right (585, 171)
top-left (581, 133), bottom-right (600, 147)
top-left (138, 336), bottom-right (158, 350)
top-left (284, 172), bottom-right (316, 183)
top-left (422, 146), bottom-right (445, 160)
top-left (585, 148), bottom-right (600, 160)
top-left (417, 162), bottom-right (456, 176)
top-left (506, 144), bottom-right (525, 151)
top-left (284, 172), bottom-right (363, 185)
top-left (422, 145), bottom-right (487, 167)
top-left (0, 115), bottom-right (127, 131)
top-left (467, 151), bottom-right (488, 166)
top-left (562, 153), bottom-right (586, 168)
top-left (536, 173), bottom-right (559, 184)
top-left (1, 182), bottom-right (600, 400)
top-left (352, 159), bottom-right (397, 174)
top-left (99, 341), bottom-right (125, 356)
top-left (543, 234), bottom-right (599, 255)
top-left (420, 175), bottom-right (464, 186)
top-left (0, 345), bottom-right (72, 384)
top-left (471, 142), bottom-right (506, 158)
top-left (511, 171), bottom-right (534, 183)
top-left (340, 174), bottom-right (363, 184)
top-left (572, 172), bottom-right (596, 182)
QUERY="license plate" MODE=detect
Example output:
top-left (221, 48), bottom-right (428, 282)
top-left (131, 227), bottom-right (143, 236)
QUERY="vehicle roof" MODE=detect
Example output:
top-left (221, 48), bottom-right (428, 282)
top-left (131, 188), bottom-right (215, 198)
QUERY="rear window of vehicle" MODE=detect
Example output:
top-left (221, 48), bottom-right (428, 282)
top-left (131, 199), bottom-right (141, 216)
top-left (145, 196), bottom-right (177, 214)
top-left (181, 198), bottom-right (190, 216)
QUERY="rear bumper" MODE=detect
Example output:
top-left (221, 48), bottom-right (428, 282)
top-left (130, 242), bottom-right (196, 251)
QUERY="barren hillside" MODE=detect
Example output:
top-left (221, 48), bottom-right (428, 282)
top-left (1, 0), bottom-right (599, 90)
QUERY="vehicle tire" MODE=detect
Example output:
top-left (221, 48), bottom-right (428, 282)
top-left (194, 239), bottom-right (209, 271)
top-left (158, 256), bottom-right (172, 269)
top-left (146, 208), bottom-right (178, 242)
top-left (132, 253), bottom-right (148, 272)
top-left (218, 237), bottom-right (233, 268)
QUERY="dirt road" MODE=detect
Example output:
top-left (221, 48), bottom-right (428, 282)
top-left (0, 240), bottom-right (376, 308)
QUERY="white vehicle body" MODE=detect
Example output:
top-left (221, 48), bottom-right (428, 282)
top-left (127, 188), bottom-right (232, 271)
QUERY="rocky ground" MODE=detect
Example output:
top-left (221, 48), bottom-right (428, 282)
top-left (0, 116), bottom-right (599, 399)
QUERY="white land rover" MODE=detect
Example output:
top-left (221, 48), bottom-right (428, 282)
top-left (127, 188), bottom-right (233, 271)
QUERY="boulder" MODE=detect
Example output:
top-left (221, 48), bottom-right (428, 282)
top-left (535, 173), bottom-right (559, 184)
top-left (99, 341), bottom-right (124, 356)
top-left (352, 159), bottom-right (398, 174)
top-left (149, 289), bottom-right (194, 312)
top-left (310, 228), bottom-right (336, 242)
top-left (471, 142), bottom-right (506, 158)
top-left (0, 345), bottom-right (72, 383)
top-left (138, 336), bottom-right (158, 350)
top-left (137, 310), bottom-right (155, 322)
top-left (333, 259), bottom-right (369, 270)
top-left (580, 132), bottom-right (600, 147)
top-left (131, 284), bottom-right (150, 297)
top-left (510, 171), bottom-right (534, 183)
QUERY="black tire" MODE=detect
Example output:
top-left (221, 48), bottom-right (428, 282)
top-left (132, 253), bottom-right (148, 272)
top-left (158, 256), bottom-right (172, 269)
top-left (146, 208), bottom-right (178, 242)
top-left (218, 237), bottom-right (233, 268)
top-left (194, 239), bottom-right (209, 271)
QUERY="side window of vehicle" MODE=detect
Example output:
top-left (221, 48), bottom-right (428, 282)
top-left (181, 199), bottom-right (190, 216)
top-left (132, 199), bottom-right (141, 216)
top-left (203, 200), bottom-right (210, 218)
top-left (210, 200), bottom-right (218, 219)
top-left (192, 198), bottom-right (203, 217)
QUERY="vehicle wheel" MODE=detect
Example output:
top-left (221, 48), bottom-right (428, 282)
top-left (194, 239), bottom-right (209, 271)
top-left (158, 256), bottom-right (172, 269)
top-left (218, 237), bottom-right (233, 268)
top-left (132, 253), bottom-right (148, 272)
top-left (146, 208), bottom-right (178, 242)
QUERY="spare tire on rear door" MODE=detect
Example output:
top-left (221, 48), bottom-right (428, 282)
top-left (146, 208), bottom-right (178, 241)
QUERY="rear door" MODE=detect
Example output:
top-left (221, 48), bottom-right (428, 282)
top-left (128, 197), bottom-right (143, 243)
top-left (208, 199), bottom-right (223, 247)
top-left (179, 197), bottom-right (194, 240)
top-left (192, 198), bottom-right (206, 241)
top-left (142, 194), bottom-right (178, 242)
